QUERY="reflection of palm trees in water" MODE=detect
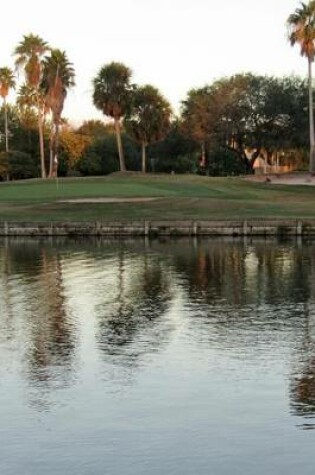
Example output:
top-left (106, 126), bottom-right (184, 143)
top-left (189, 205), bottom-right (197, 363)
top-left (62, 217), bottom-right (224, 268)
top-left (97, 248), bottom-right (173, 371)
top-left (288, 247), bottom-right (315, 427)
top-left (27, 249), bottom-right (75, 385)
top-left (0, 240), bottom-right (76, 409)
top-left (290, 302), bottom-right (315, 427)
top-left (169, 240), bottom-right (250, 305)
top-left (3, 236), bottom-right (315, 420)
top-left (0, 240), bottom-right (15, 342)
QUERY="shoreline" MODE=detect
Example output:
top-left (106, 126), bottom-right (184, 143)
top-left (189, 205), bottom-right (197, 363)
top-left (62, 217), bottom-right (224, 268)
top-left (1, 219), bottom-right (315, 237)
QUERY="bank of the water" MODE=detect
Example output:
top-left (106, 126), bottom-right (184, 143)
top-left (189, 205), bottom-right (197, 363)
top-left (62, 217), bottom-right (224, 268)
top-left (1, 219), bottom-right (315, 236)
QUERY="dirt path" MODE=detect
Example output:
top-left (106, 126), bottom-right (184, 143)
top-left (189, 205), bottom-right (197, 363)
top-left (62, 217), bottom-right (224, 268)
top-left (244, 173), bottom-right (315, 186)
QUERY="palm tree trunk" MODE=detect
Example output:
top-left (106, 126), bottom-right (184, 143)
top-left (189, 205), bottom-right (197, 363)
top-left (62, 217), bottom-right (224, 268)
top-left (114, 118), bottom-right (126, 171)
top-left (49, 122), bottom-right (59, 178)
top-left (52, 122), bottom-right (60, 178)
top-left (141, 141), bottom-right (147, 173)
top-left (201, 142), bottom-right (206, 167)
top-left (49, 127), bottom-right (54, 178)
top-left (4, 98), bottom-right (8, 153)
top-left (308, 58), bottom-right (315, 174)
top-left (38, 111), bottom-right (46, 178)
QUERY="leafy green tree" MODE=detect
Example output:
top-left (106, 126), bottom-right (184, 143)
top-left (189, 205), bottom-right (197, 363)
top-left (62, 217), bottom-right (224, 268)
top-left (14, 33), bottom-right (50, 178)
top-left (92, 62), bottom-right (133, 172)
top-left (180, 85), bottom-right (225, 169)
top-left (58, 126), bottom-right (91, 174)
top-left (0, 67), bottom-right (15, 152)
top-left (0, 150), bottom-right (38, 180)
top-left (206, 146), bottom-right (249, 176)
top-left (213, 74), bottom-right (308, 169)
top-left (148, 121), bottom-right (199, 173)
top-left (287, 1), bottom-right (315, 173)
top-left (180, 74), bottom-right (309, 174)
top-left (76, 119), bottom-right (113, 141)
top-left (124, 85), bottom-right (172, 172)
top-left (16, 84), bottom-right (50, 174)
top-left (41, 49), bottom-right (75, 177)
top-left (76, 133), bottom-right (139, 176)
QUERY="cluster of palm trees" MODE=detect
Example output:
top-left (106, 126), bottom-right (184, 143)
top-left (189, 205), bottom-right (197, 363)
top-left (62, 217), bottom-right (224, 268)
top-left (92, 62), bottom-right (172, 173)
top-left (0, 34), bottom-right (75, 178)
top-left (0, 50), bottom-right (172, 177)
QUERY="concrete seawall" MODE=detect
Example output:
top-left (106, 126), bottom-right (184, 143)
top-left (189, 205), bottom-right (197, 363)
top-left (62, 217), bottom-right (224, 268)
top-left (1, 220), bottom-right (315, 237)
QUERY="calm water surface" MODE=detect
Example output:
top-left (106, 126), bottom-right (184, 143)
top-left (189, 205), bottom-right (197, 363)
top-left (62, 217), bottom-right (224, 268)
top-left (1, 237), bottom-right (315, 474)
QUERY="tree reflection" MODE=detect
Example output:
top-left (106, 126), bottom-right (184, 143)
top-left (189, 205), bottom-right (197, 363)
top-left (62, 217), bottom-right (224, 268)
top-left (0, 240), bottom-right (77, 409)
top-left (156, 238), bottom-right (315, 429)
top-left (27, 249), bottom-right (75, 381)
top-left (3, 236), bottom-right (315, 421)
top-left (290, 302), bottom-right (315, 427)
top-left (166, 239), bottom-right (314, 308)
top-left (96, 248), bottom-right (174, 372)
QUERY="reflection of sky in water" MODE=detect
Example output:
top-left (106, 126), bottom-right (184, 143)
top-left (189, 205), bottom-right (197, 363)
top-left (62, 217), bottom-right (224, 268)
top-left (0, 238), bottom-right (315, 475)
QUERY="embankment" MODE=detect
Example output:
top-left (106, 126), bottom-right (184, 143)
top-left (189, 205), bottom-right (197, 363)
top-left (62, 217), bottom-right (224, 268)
top-left (1, 219), bottom-right (315, 237)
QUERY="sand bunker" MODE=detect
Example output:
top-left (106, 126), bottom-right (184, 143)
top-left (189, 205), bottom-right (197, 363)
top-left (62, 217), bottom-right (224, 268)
top-left (60, 197), bottom-right (159, 204)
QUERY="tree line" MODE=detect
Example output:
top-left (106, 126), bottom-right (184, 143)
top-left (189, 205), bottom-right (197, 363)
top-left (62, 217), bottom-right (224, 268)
top-left (0, 3), bottom-right (315, 181)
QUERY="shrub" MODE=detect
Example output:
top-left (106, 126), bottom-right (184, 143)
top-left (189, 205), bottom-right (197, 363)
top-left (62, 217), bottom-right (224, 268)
top-left (205, 146), bottom-right (249, 176)
top-left (0, 150), bottom-right (39, 180)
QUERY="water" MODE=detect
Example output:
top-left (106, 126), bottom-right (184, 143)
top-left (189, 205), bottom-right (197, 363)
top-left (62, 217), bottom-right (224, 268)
top-left (0, 237), bottom-right (315, 474)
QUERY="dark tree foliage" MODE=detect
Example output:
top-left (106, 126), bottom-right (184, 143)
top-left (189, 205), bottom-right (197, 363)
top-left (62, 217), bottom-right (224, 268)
top-left (206, 146), bottom-right (249, 176)
top-left (147, 121), bottom-right (199, 173)
top-left (0, 105), bottom-right (44, 176)
top-left (0, 150), bottom-right (38, 180)
top-left (76, 133), bottom-right (140, 176)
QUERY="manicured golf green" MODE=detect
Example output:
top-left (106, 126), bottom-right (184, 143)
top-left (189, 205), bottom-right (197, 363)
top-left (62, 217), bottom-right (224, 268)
top-left (0, 173), bottom-right (315, 222)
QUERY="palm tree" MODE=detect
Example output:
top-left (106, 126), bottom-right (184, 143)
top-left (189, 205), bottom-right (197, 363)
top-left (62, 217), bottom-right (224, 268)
top-left (14, 34), bottom-right (50, 178)
top-left (288, 1), bottom-right (315, 173)
top-left (17, 83), bottom-right (39, 111)
top-left (17, 83), bottom-right (49, 135)
top-left (93, 62), bottom-right (133, 172)
top-left (125, 85), bottom-right (172, 173)
top-left (41, 49), bottom-right (75, 177)
top-left (0, 67), bottom-right (15, 152)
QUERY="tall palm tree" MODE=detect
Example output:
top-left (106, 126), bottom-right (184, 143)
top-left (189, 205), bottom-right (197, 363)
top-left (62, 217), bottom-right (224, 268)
top-left (14, 34), bottom-right (50, 178)
top-left (124, 85), bottom-right (172, 173)
top-left (41, 49), bottom-right (75, 177)
top-left (0, 67), bottom-right (15, 152)
top-left (288, 1), bottom-right (315, 173)
top-left (93, 62), bottom-right (133, 172)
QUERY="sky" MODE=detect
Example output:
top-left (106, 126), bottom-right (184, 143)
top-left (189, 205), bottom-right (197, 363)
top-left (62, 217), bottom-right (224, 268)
top-left (0, 0), bottom-right (309, 126)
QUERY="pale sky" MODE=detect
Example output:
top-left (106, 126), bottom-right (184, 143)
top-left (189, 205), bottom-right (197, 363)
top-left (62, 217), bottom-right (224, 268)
top-left (0, 0), bottom-right (308, 125)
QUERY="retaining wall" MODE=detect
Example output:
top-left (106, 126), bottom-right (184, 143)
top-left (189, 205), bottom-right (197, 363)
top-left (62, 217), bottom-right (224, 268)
top-left (1, 220), bottom-right (315, 237)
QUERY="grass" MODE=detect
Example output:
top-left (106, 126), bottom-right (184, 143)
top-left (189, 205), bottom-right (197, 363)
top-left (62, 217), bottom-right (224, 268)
top-left (0, 173), bottom-right (315, 222)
